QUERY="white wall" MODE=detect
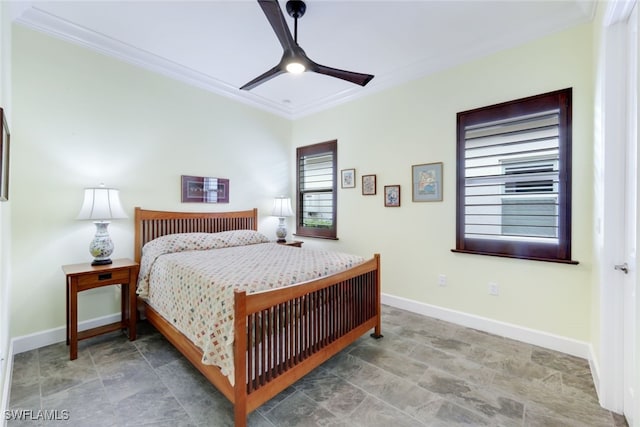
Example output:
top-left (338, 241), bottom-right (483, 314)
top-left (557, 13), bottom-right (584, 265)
top-left (292, 23), bottom-right (594, 342)
top-left (10, 25), bottom-right (293, 338)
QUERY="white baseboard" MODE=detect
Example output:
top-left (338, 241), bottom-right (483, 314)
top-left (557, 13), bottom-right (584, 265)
top-left (11, 299), bottom-right (592, 361)
top-left (11, 313), bottom-right (121, 355)
top-left (381, 293), bottom-right (591, 360)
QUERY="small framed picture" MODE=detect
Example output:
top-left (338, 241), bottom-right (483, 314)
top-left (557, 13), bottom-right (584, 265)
top-left (181, 175), bottom-right (229, 203)
top-left (362, 174), bottom-right (376, 195)
top-left (384, 185), bottom-right (400, 207)
top-left (341, 168), bottom-right (356, 188)
top-left (412, 162), bottom-right (443, 202)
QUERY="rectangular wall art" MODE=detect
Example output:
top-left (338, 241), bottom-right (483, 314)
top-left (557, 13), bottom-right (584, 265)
top-left (362, 174), bottom-right (376, 195)
top-left (412, 162), bottom-right (443, 202)
top-left (181, 175), bottom-right (229, 203)
top-left (384, 185), bottom-right (400, 207)
top-left (341, 168), bottom-right (356, 188)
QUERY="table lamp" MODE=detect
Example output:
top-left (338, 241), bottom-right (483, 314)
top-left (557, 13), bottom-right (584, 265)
top-left (76, 184), bottom-right (127, 265)
top-left (271, 196), bottom-right (293, 242)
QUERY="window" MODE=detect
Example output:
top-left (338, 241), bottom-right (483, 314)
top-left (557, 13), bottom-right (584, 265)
top-left (454, 88), bottom-right (577, 263)
top-left (296, 140), bottom-right (337, 239)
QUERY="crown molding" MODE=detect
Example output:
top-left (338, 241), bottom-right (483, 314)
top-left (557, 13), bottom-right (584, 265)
top-left (15, 6), bottom-right (299, 119)
top-left (10, 5), bottom-right (453, 120)
top-left (13, 2), bottom-right (596, 120)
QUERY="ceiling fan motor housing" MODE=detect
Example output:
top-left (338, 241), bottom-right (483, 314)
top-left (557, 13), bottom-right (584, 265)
top-left (286, 0), bottom-right (306, 19)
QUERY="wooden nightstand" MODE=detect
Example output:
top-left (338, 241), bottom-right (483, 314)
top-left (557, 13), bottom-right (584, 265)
top-left (62, 258), bottom-right (139, 360)
top-left (278, 240), bottom-right (303, 248)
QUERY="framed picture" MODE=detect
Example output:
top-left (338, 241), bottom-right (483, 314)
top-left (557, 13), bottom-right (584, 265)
top-left (412, 162), bottom-right (443, 202)
top-left (0, 108), bottom-right (9, 202)
top-left (341, 168), bottom-right (356, 188)
top-left (181, 175), bottom-right (229, 203)
top-left (384, 185), bottom-right (400, 207)
top-left (362, 174), bottom-right (376, 195)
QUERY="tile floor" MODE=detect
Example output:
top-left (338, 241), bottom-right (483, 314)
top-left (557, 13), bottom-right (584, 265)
top-left (7, 305), bottom-right (629, 426)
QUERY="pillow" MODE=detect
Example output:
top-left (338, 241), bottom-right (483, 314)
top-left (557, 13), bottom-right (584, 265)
top-left (213, 229), bottom-right (271, 247)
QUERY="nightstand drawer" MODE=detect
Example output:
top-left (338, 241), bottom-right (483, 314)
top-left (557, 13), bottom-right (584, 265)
top-left (77, 268), bottom-right (130, 288)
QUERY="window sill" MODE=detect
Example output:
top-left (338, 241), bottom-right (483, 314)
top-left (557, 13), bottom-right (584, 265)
top-left (293, 233), bottom-right (339, 241)
top-left (451, 249), bottom-right (579, 265)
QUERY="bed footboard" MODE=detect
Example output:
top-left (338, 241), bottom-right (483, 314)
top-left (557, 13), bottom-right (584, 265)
top-left (232, 254), bottom-right (381, 425)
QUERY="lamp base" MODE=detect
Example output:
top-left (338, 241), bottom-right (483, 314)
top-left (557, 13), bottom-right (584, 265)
top-left (275, 217), bottom-right (288, 243)
top-left (89, 221), bottom-right (115, 266)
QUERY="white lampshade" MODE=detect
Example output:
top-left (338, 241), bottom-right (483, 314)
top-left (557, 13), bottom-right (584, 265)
top-left (77, 186), bottom-right (128, 220)
top-left (76, 185), bottom-right (127, 265)
top-left (271, 197), bottom-right (293, 218)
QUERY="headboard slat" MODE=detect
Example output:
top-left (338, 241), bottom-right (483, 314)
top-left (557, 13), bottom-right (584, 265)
top-left (134, 207), bottom-right (259, 263)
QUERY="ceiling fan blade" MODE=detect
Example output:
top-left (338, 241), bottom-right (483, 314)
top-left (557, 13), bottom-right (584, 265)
top-left (258, 0), bottom-right (297, 53)
top-left (240, 65), bottom-right (285, 90)
top-left (310, 62), bottom-right (374, 87)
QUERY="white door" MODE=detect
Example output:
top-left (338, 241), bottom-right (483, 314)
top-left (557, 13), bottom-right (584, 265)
top-left (622, 3), bottom-right (638, 425)
top-left (600, 0), bottom-right (639, 419)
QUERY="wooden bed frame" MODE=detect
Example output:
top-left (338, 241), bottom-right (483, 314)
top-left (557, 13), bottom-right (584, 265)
top-left (134, 207), bottom-right (382, 426)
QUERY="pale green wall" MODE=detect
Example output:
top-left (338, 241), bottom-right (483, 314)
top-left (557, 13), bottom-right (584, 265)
top-left (293, 23), bottom-right (594, 341)
top-left (10, 25), bottom-right (292, 337)
top-left (9, 20), bottom-right (595, 345)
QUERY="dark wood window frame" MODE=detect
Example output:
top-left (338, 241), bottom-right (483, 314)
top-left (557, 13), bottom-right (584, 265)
top-left (453, 88), bottom-right (578, 264)
top-left (296, 140), bottom-right (338, 239)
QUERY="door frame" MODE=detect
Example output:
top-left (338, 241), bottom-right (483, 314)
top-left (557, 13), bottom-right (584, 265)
top-left (597, 0), bottom-right (638, 419)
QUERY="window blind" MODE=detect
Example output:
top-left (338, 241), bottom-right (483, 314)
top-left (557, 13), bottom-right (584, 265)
top-left (299, 152), bottom-right (334, 229)
top-left (463, 110), bottom-right (561, 243)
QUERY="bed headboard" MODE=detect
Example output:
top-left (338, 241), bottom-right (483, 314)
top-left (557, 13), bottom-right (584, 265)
top-left (134, 207), bottom-right (258, 263)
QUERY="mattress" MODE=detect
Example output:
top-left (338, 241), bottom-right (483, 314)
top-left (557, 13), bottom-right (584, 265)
top-left (136, 230), bottom-right (365, 383)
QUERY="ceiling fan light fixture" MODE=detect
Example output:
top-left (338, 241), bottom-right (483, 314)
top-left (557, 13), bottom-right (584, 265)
top-left (239, 0), bottom-right (374, 91)
top-left (286, 61), bottom-right (305, 74)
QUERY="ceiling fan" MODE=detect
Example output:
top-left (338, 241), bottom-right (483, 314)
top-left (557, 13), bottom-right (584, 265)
top-left (240, 0), bottom-right (374, 90)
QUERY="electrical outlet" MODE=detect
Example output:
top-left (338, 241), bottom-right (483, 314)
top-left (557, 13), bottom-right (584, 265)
top-left (438, 274), bottom-right (447, 287)
top-left (489, 282), bottom-right (499, 296)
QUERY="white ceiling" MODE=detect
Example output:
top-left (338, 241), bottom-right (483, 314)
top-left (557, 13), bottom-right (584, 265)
top-left (12, 0), bottom-right (596, 119)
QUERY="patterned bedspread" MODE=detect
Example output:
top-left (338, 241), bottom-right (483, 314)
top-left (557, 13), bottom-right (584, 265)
top-left (136, 230), bottom-right (365, 384)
